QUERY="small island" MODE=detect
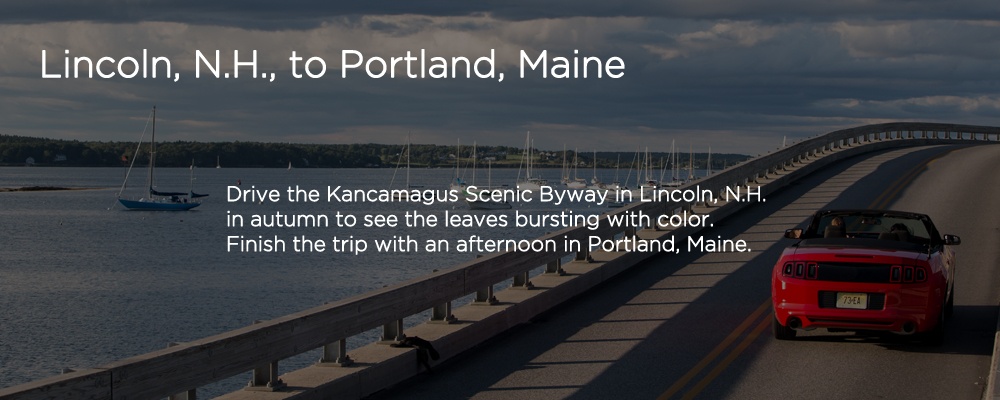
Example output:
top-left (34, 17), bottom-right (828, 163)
top-left (0, 186), bottom-right (81, 192)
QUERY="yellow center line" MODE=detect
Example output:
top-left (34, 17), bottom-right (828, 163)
top-left (657, 147), bottom-right (956, 399)
top-left (656, 301), bottom-right (771, 400)
top-left (681, 315), bottom-right (772, 400)
top-left (871, 147), bottom-right (953, 210)
top-left (870, 158), bottom-right (929, 210)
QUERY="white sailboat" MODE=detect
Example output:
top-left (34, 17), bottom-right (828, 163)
top-left (389, 133), bottom-right (433, 202)
top-left (565, 148), bottom-right (587, 189)
top-left (516, 131), bottom-right (547, 191)
top-left (587, 150), bottom-right (620, 191)
top-left (638, 147), bottom-right (659, 191)
top-left (688, 144), bottom-right (695, 181)
top-left (662, 140), bottom-right (683, 187)
top-left (449, 139), bottom-right (467, 195)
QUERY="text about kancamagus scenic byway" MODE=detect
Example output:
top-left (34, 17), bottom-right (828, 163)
top-left (223, 184), bottom-right (765, 256)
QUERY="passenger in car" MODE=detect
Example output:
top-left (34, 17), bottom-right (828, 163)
top-left (824, 216), bottom-right (846, 238)
top-left (890, 223), bottom-right (910, 242)
top-left (878, 223), bottom-right (911, 241)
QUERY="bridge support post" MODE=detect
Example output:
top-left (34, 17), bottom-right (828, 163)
top-left (575, 246), bottom-right (592, 263)
top-left (246, 361), bottom-right (286, 392)
top-left (380, 319), bottom-right (405, 343)
top-left (512, 270), bottom-right (535, 289)
top-left (618, 227), bottom-right (638, 252)
top-left (473, 285), bottom-right (499, 305)
top-left (318, 339), bottom-right (354, 367)
top-left (546, 258), bottom-right (566, 275)
top-left (431, 301), bottom-right (457, 324)
top-left (168, 390), bottom-right (196, 400)
top-left (472, 254), bottom-right (498, 305)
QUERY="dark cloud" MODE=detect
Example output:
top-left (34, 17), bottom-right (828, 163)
top-left (4, 1), bottom-right (1000, 29)
top-left (3, 5), bottom-right (1000, 155)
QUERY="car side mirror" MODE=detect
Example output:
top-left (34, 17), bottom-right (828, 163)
top-left (943, 234), bottom-right (961, 245)
top-left (784, 229), bottom-right (802, 239)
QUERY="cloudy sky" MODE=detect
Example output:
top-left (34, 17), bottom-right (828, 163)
top-left (2, 1), bottom-right (1000, 155)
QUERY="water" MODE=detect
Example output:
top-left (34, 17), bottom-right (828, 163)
top-left (0, 165), bottom-right (706, 395)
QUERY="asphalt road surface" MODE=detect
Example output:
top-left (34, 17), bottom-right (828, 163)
top-left (373, 144), bottom-right (1000, 400)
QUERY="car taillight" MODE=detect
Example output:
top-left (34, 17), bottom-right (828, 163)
top-left (890, 265), bottom-right (927, 283)
top-left (782, 262), bottom-right (818, 279)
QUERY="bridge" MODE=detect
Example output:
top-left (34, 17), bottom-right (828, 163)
top-left (2, 123), bottom-right (1000, 399)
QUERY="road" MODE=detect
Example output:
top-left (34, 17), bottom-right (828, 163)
top-left (372, 144), bottom-right (1000, 400)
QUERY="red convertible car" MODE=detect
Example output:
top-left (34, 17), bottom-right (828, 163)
top-left (771, 210), bottom-right (960, 343)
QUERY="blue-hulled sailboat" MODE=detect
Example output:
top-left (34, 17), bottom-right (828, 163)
top-left (117, 106), bottom-right (207, 210)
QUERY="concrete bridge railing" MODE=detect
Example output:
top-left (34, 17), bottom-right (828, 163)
top-left (2, 122), bottom-right (999, 400)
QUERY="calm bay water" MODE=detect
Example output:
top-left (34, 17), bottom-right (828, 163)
top-left (0, 165), bottom-right (703, 395)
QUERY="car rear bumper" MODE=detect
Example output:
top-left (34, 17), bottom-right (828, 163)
top-left (773, 279), bottom-right (943, 334)
top-left (775, 305), bottom-right (929, 334)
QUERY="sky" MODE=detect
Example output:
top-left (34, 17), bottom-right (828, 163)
top-left (2, 1), bottom-right (1000, 155)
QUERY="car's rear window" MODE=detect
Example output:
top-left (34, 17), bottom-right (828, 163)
top-left (816, 214), bottom-right (931, 243)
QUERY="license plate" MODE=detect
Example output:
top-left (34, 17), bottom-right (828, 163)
top-left (836, 292), bottom-right (868, 309)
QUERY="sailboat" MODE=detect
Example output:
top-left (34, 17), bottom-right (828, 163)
top-left (449, 139), bottom-right (467, 194)
top-left (688, 144), bottom-right (695, 181)
top-left (117, 106), bottom-right (206, 210)
top-left (390, 132), bottom-right (431, 201)
top-left (466, 160), bottom-right (512, 210)
top-left (516, 131), bottom-right (547, 191)
top-left (565, 148), bottom-right (587, 189)
top-left (661, 140), bottom-right (683, 187)
top-left (188, 159), bottom-right (210, 199)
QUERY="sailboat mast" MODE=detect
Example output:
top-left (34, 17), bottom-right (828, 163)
top-left (189, 158), bottom-right (195, 193)
top-left (148, 106), bottom-right (156, 195)
top-left (405, 132), bottom-right (411, 188)
top-left (688, 144), bottom-right (694, 180)
top-left (593, 149), bottom-right (597, 182)
top-left (573, 147), bottom-right (580, 181)
top-left (562, 144), bottom-right (567, 182)
top-left (671, 139), bottom-right (676, 181)
top-left (707, 146), bottom-right (712, 176)
top-left (614, 153), bottom-right (621, 183)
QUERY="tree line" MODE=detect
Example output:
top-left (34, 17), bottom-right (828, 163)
top-left (0, 134), bottom-right (749, 169)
